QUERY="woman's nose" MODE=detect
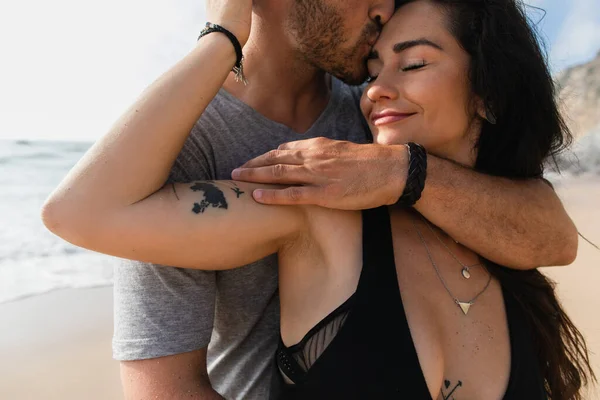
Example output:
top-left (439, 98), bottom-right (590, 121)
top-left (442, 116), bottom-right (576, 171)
top-left (366, 79), bottom-right (399, 103)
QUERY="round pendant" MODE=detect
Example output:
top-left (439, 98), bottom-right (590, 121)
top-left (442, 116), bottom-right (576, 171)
top-left (461, 268), bottom-right (471, 279)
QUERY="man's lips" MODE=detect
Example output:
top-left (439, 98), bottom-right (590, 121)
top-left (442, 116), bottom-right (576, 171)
top-left (370, 110), bottom-right (416, 126)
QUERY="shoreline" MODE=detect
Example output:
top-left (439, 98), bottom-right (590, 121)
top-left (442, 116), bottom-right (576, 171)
top-left (0, 283), bottom-right (113, 307)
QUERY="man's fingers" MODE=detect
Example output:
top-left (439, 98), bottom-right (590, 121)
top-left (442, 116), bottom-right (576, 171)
top-left (252, 186), bottom-right (322, 205)
top-left (232, 165), bottom-right (315, 184)
top-left (277, 137), bottom-right (326, 150)
top-left (240, 149), bottom-right (303, 168)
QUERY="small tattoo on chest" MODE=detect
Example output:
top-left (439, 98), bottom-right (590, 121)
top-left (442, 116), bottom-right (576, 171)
top-left (441, 379), bottom-right (463, 400)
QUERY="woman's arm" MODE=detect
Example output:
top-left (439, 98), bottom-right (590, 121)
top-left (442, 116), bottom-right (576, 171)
top-left (41, 3), bottom-right (300, 269)
top-left (43, 179), bottom-right (304, 270)
top-left (42, 31), bottom-right (237, 214)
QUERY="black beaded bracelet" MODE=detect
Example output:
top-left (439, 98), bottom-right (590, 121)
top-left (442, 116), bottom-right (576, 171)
top-left (396, 143), bottom-right (427, 207)
top-left (198, 22), bottom-right (247, 84)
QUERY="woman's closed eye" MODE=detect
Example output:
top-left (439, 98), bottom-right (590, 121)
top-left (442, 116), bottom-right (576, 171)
top-left (366, 58), bottom-right (428, 83)
top-left (401, 60), bottom-right (427, 72)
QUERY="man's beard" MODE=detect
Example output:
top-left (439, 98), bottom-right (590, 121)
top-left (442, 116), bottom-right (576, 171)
top-left (288, 0), bottom-right (380, 85)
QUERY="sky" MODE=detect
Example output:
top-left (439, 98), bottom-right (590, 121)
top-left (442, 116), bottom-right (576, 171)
top-left (0, 0), bottom-right (599, 142)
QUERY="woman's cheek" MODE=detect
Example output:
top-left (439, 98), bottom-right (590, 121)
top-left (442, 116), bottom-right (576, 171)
top-left (403, 73), bottom-right (438, 110)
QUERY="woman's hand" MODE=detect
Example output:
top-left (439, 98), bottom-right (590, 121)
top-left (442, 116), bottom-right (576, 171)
top-left (206, 0), bottom-right (253, 47)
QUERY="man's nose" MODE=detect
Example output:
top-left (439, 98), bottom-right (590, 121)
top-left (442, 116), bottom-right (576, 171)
top-left (369, 0), bottom-right (395, 26)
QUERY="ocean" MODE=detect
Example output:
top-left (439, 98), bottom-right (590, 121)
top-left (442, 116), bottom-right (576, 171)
top-left (0, 140), bottom-right (114, 304)
top-left (1, 131), bottom-right (599, 305)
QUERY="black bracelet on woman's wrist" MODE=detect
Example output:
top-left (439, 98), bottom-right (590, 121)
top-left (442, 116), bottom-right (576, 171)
top-left (198, 22), bottom-right (247, 85)
top-left (395, 142), bottom-right (427, 207)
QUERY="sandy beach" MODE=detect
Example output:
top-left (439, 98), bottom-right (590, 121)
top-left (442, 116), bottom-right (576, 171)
top-left (0, 287), bottom-right (123, 400)
top-left (545, 176), bottom-right (600, 399)
top-left (1, 176), bottom-right (599, 400)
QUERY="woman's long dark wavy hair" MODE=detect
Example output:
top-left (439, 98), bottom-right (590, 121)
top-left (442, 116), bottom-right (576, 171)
top-left (398, 0), bottom-right (596, 398)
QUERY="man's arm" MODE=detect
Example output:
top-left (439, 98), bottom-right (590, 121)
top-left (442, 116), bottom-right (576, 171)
top-left (231, 138), bottom-right (578, 269)
top-left (121, 350), bottom-right (225, 400)
top-left (414, 156), bottom-right (577, 269)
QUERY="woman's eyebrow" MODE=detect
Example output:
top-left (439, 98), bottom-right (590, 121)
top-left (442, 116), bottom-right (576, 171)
top-left (393, 38), bottom-right (443, 53)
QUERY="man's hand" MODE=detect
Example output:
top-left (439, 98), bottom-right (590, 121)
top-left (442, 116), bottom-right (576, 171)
top-left (232, 137), bottom-right (409, 210)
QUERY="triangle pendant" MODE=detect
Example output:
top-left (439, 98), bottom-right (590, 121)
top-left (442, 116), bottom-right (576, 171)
top-left (458, 302), bottom-right (472, 315)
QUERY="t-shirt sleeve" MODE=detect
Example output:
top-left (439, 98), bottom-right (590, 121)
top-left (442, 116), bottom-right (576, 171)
top-left (112, 124), bottom-right (218, 361)
top-left (112, 261), bottom-right (217, 360)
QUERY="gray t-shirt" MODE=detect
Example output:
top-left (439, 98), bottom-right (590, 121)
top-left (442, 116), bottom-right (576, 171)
top-left (113, 78), bottom-right (368, 400)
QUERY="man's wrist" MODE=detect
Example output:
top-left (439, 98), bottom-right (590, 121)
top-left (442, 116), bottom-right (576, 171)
top-left (384, 144), bottom-right (410, 205)
top-left (394, 143), bottom-right (427, 207)
top-left (412, 155), bottom-right (454, 213)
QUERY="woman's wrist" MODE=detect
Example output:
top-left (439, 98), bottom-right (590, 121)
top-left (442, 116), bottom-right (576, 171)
top-left (212, 21), bottom-right (249, 48)
top-left (195, 32), bottom-right (238, 69)
top-left (198, 22), bottom-right (247, 84)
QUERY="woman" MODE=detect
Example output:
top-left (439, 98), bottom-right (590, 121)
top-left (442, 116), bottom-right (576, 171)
top-left (43, 0), bottom-right (594, 399)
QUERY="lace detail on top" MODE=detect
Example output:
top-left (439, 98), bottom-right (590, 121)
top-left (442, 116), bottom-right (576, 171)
top-left (277, 294), bottom-right (356, 384)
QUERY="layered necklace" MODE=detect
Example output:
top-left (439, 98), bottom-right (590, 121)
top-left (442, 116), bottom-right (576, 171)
top-left (412, 218), bottom-right (492, 316)
top-left (423, 221), bottom-right (483, 280)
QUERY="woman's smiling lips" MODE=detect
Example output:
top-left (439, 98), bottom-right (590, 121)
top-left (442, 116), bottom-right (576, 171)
top-left (370, 110), bottom-right (416, 126)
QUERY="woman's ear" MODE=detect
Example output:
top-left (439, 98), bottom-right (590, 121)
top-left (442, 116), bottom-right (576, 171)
top-left (475, 97), bottom-right (497, 125)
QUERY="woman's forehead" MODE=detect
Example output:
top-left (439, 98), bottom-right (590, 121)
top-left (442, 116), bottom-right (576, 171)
top-left (374, 2), bottom-right (452, 53)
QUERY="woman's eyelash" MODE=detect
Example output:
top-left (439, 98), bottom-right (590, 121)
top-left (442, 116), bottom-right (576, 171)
top-left (401, 61), bottom-right (427, 72)
top-left (366, 60), bottom-right (427, 82)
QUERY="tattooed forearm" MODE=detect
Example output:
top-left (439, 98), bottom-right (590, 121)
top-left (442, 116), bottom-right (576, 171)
top-left (231, 186), bottom-right (245, 198)
top-left (171, 183), bottom-right (180, 201)
top-left (215, 181), bottom-right (245, 197)
top-left (441, 379), bottom-right (463, 400)
top-left (190, 182), bottom-right (228, 214)
top-left (188, 181), bottom-right (246, 214)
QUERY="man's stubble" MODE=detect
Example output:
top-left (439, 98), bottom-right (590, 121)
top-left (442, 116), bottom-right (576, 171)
top-left (287, 0), bottom-right (380, 85)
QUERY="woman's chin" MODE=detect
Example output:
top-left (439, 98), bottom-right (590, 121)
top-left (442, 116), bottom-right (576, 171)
top-left (372, 130), bottom-right (414, 146)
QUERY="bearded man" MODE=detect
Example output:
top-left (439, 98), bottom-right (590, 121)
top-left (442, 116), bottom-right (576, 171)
top-left (113, 1), bottom-right (577, 399)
